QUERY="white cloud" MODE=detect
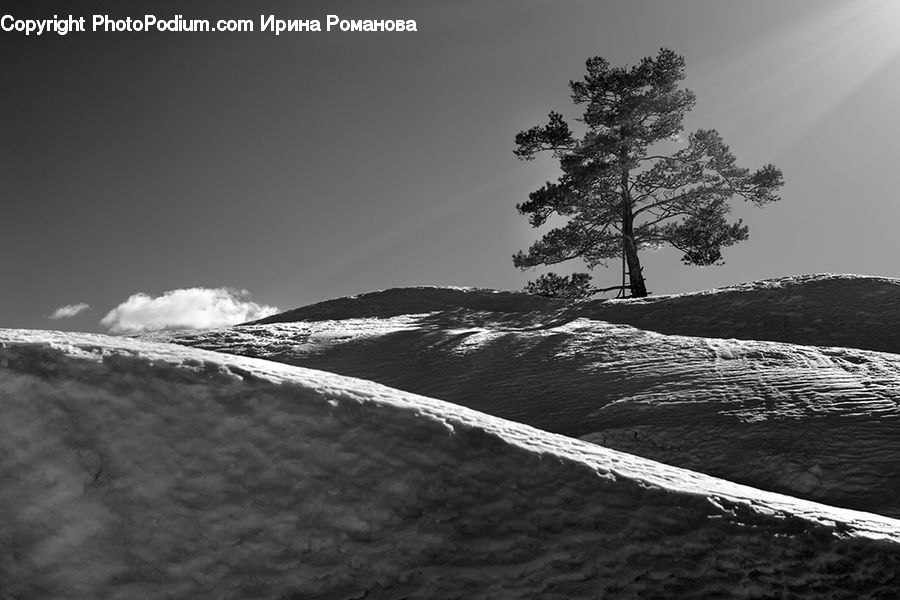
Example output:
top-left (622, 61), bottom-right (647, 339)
top-left (101, 288), bottom-right (279, 334)
top-left (48, 303), bottom-right (91, 319)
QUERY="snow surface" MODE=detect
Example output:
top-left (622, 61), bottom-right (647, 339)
top-left (244, 274), bottom-right (900, 353)
top-left (158, 275), bottom-right (900, 519)
top-left (576, 273), bottom-right (900, 354)
top-left (3, 328), bottom-right (900, 598)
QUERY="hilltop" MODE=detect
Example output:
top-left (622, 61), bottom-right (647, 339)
top-left (246, 273), bottom-right (900, 353)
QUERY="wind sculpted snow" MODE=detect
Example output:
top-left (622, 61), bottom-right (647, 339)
top-left (156, 275), bottom-right (900, 519)
top-left (574, 274), bottom-right (900, 354)
top-left (2, 329), bottom-right (900, 599)
top-left (247, 275), bottom-right (900, 354)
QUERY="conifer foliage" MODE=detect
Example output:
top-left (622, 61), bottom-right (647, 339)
top-left (514, 49), bottom-right (784, 298)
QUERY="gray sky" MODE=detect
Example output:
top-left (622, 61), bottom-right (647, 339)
top-left (3, 0), bottom-right (899, 333)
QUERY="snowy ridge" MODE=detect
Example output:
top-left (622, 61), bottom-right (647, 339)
top-left (245, 274), bottom-right (900, 353)
top-left (247, 286), bottom-right (560, 324)
top-left (575, 273), bottom-right (900, 354)
top-left (159, 284), bottom-right (900, 518)
top-left (2, 328), bottom-right (900, 599)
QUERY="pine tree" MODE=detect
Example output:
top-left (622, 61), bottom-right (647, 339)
top-left (514, 48), bottom-right (784, 298)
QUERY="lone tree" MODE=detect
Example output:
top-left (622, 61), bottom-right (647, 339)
top-left (514, 48), bottom-right (783, 298)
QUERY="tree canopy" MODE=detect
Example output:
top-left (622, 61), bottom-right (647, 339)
top-left (513, 48), bottom-right (784, 298)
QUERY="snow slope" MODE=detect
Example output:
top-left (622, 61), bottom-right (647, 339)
top-left (247, 275), bottom-right (900, 354)
top-left (2, 329), bottom-right (900, 599)
top-left (574, 274), bottom-right (900, 354)
top-left (157, 276), bottom-right (900, 519)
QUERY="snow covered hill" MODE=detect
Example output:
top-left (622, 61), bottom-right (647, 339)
top-left (574, 274), bottom-right (900, 354)
top-left (2, 329), bottom-right (900, 599)
top-left (157, 275), bottom-right (900, 519)
top-left (247, 274), bottom-right (900, 353)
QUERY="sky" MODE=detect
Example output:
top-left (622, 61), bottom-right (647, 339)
top-left (2, 0), bottom-right (900, 333)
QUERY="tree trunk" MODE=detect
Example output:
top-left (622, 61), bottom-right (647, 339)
top-left (620, 159), bottom-right (648, 298)
top-left (623, 234), bottom-right (647, 297)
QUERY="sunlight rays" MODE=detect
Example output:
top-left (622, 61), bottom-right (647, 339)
top-left (695, 0), bottom-right (900, 157)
